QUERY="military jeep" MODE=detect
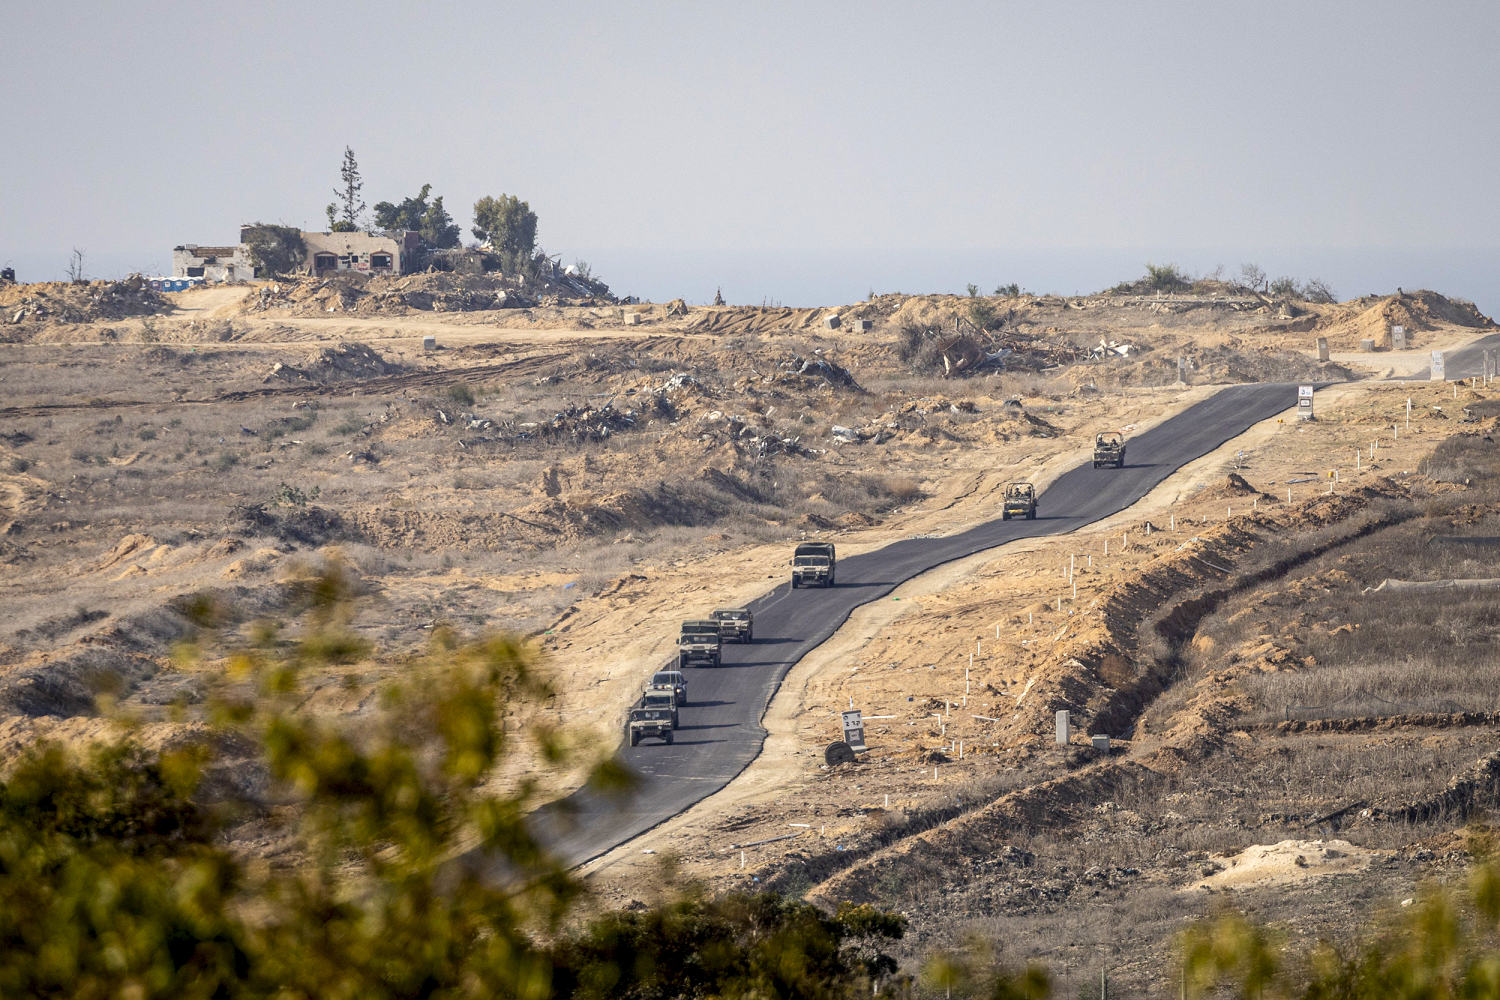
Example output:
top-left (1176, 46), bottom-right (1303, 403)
top-left (1093, 431), bottom-right (1126, 469)
top-left (677, 620), bottom-right (723, 668)
top-left (628, 707), bottom-right (674, 746)
top-left (710, 607), bottom-right (753, 643)
top-left (1001, 482), bottom-right (1037, 520)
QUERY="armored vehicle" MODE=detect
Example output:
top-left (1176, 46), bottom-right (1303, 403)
top-left (628, 707), bottom-right (674, 746)
top-left (639, 689), bottom-right (681, 728)
top-left (710, 607), bottom-right (754, 642)
top-left (677, 620), bottom-right (723, 668)
top-left (790, 541), bottom-right (837, 588)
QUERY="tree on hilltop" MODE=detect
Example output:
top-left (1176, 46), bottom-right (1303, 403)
top-left (472, 194), bottom-right (538, 256)
top-left (374, 183), bottom-right (461, 248)
top-left (325, 146), bottom-right (365, 232)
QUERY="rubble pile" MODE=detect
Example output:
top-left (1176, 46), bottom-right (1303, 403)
top-left (695, 410), bottom-right (811, 458)
top-left (1, 277), bottom-right (170, 325)
top-left (771, 354), bottom-right (864, 391)
top-left (265, 342), bottom-right (405, 384)
top-left (243, 263), bottom-right (611, 317)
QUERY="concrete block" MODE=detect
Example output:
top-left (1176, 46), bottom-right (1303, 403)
top-left (1091, 735), bottom-right (1111, 751)
top-left (623, 311), bottom-right (641, 326)
top-left (1360, 338), bottom-right (1376, 352)
top-left (1055, 710), bottom-right (1070, 745)
top-left (1316, 337), bottom-right (1329, 362)
top-left (823, 314), bottom-right (842, 330)
top-left (853, 319), bottom-right (873, 332)
top-left (422, 335), bottom-right (437, 351)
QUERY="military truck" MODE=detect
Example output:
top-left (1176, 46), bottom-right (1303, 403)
top-left (1093, 431), bottom-right (1126, 469)
top-left (628, 707), bottom-right (674, 746)
top-left (639, 689), bottom-right (681, 728)
top-left (677, 620), bottom-right (723, 668)
top-left (646, 669), bottom-right (688, 705)
top-left (1001, 482), bottom-right (1037, 520)
top-left (790, 541), bottom-right (837, 588)
top-left (711, 607), bottom-right (754, 642)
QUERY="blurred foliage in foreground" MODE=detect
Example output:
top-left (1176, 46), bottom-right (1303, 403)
top-left (0, 564), bottom-right (914, 998)
top-left (8, 563), bottom-right (1497, 998)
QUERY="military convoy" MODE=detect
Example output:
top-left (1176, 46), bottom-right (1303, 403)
top-left (1001, 482), bottom-right (1037, 520)
top-left (1093, 431), bottom-right (1126, 469)
top-left (790, 541), bottom-right (837, 588)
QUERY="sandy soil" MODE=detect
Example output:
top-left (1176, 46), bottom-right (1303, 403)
top-left (3, 280), bottom-right (1498, 994)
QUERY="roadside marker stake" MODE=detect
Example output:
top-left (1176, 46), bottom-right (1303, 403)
top-left (1169, 515), bottom-right (1174, 531)
top-left (1287, 486), bottom-right (1292, 503)
top-left (740, 851), bottom-right (746, 868)
top-left (885, 794), bottom-right (889, 807)
top-left (995, 624), bottom-right (1000, 639)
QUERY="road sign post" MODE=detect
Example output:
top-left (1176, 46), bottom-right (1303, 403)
top-left (1432, 351), bottom-right (1447, 381)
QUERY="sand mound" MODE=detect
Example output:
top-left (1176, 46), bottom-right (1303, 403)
top-left (1313, 291), bottom-right (1495, 349)
top-left (265, 341), bottom-right (404, 384)
top-left (1189, 839), bottom-right (1382, 891)
top-left (1, 276), bottom-right (170, 325)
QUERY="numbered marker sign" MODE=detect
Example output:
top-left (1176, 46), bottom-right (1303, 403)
top-left (1297, 384), bottom-right (1314, 421)
top-left (1431, 351), bottom-right (1447, 381)
top-left (841, 710), bottom-right (866, 751)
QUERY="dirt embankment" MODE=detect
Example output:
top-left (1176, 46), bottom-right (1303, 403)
top-left (0, 277), bottom-right (170, 328)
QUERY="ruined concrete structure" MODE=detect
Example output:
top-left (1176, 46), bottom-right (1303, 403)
top-left (172, 228), bottom-right (421, 280)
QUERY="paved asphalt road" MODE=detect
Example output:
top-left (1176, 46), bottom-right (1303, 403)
top-left (532, 381), bottom-right (1303, 867)
top-left (1412, 333), bottom-right (1500, 380)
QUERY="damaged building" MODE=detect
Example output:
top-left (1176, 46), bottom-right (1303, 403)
top-left (171, 244), bottom-right (257, 282)
top-left (171, 228), bottom-right (421, 280)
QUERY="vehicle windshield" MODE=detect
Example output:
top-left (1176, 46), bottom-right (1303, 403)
top-left (794, 556), bottom-right (828, 566)
top-left (652, 673), bottom-right (680, 685)
top-left (717, 611), bottom-right (748, 620)
top-left (633, 709), bottom-right (669, 721)
top-left (683, 626), bottom-right (718, 637)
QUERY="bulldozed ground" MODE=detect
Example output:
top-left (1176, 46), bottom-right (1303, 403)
top-left (580, 382), bottom-right (1500, 997)
top-left (1, 279), bottom-right (1498, 994)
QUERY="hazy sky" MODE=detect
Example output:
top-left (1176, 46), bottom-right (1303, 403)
top-left (3, 1), bottom-right (1498, 305)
